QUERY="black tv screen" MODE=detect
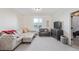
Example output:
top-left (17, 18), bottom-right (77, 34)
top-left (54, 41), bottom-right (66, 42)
top-left (54, 21), bottom-right (62, 29)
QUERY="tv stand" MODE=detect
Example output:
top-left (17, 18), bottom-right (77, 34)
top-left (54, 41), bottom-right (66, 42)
top-left (51, 29), bottom-right (63, 41)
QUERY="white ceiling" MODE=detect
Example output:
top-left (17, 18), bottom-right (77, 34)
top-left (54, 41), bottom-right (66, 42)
top-left (12, 8), bottom-right (63, 16)
top-left (12, 8), bottom-right (79, 16)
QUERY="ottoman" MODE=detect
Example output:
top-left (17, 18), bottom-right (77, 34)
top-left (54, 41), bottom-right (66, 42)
top-left (22, 32), bottom-right (36, 43)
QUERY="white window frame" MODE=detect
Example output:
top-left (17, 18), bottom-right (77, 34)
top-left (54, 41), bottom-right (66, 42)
top-left (33, 18), bottom-right (42, 30)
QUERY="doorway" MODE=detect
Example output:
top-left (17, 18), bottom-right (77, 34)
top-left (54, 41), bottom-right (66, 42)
top-left (71, 11), bottom-right (79, 48)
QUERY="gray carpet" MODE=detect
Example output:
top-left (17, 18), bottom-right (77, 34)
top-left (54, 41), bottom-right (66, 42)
top-left (15, 36), bottom-right (79, 51)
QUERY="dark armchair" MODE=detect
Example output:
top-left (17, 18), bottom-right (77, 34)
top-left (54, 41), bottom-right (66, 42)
top-left (39, 28), bottom-right (50, 36)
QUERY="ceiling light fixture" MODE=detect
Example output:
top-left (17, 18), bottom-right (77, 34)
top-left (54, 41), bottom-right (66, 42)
top-left (33, 8), bottom-right (42, 12)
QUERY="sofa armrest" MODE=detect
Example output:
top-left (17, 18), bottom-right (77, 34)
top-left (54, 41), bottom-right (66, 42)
top-left (0, 34), bottom-right (22, 50)
top-left (0, 35), bottom-right (14, 50)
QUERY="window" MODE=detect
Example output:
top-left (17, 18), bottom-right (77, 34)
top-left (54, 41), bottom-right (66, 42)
top-left (33, 18), bottom-right (42, 29)
top-left (34, 18), bottom-right (42, 23)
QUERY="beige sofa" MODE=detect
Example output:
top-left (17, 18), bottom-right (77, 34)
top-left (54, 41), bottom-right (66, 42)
top-left (0, 34), bottom-right (23, 50)
top-left (0, 31), bottom-right (37, 50)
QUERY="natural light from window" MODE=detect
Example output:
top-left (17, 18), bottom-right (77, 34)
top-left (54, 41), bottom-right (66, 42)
top-left (33, 18), bottom-right (43, 31)
top-left (34, 18), bottom-right (42, 23)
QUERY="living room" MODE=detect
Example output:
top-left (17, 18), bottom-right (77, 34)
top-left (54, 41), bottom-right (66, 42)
top-left (0, 8), bottom-right (79, 51)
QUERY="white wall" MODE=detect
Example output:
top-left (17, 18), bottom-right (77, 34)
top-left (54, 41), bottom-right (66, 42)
top-left (18, 15), bottom-right (52, 31)
top-left (0, 9), bottom-right (19, 31)
top-left (0, 9), bottom-right (52, 33)
top-left (52, 8), bottom-right (79, 45)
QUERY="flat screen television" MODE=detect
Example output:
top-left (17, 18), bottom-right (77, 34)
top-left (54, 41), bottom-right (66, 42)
top-left (54, 21), bottom-right (62, 29)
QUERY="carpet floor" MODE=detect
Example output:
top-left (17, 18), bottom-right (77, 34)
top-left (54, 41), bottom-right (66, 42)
top-left (15, 36), bottom-right (79, 51)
